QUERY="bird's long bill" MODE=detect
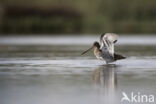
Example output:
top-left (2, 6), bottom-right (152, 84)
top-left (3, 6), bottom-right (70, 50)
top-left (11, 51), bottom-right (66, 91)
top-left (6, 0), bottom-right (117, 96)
top-left (81, 46), bottom-right (93, 55)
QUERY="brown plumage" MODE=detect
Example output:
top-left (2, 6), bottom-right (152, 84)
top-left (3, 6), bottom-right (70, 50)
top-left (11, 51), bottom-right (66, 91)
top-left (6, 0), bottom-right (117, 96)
top-left (81, 33), bottom-right (126, 64)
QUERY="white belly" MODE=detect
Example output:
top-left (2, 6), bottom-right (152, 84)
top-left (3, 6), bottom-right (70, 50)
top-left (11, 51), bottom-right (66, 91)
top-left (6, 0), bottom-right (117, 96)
top-left (96, 55), bottom-right (115, 63)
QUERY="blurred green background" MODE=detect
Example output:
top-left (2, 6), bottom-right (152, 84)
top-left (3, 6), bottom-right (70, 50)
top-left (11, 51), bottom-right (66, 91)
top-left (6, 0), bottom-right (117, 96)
top-left (0, 0), bottom-right (156, 34)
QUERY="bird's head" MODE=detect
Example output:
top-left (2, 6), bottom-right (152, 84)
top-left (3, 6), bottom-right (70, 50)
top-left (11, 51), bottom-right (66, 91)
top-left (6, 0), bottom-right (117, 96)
top-left (81, 41), bottom-right (100, 55)
top-left (93, 41), bottom-right (100, 49)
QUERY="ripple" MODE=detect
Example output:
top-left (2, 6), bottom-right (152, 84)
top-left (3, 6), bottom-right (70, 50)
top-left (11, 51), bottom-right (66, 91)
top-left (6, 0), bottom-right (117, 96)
top-left (0, 57), bottom-right (156, 75)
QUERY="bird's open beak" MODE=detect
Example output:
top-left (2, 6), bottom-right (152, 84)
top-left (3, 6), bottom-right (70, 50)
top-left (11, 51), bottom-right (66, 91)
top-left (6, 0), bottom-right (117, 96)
top-left (81, 46), bottom-right (93, 55)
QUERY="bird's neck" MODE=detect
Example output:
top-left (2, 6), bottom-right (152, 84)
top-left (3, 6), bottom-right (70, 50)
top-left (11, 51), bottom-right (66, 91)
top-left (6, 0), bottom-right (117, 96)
top-left (94, 47), bottom-right (101, 56)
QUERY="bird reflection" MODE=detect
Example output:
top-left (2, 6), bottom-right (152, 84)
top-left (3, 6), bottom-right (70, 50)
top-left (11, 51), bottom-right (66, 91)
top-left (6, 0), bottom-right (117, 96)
top-left (93, 64), bottom-right (118, 104)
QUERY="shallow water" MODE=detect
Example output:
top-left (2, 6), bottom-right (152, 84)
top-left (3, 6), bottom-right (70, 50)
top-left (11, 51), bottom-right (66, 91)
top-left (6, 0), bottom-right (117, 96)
top-left (0, 35), bottom-right (156, 104)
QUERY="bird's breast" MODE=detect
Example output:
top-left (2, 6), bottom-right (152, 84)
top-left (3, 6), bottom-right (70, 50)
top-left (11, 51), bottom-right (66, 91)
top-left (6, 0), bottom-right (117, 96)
top-left (94, 47), bottom-right (115, 63)
top-left (94, 48), bottom-right (102, 60)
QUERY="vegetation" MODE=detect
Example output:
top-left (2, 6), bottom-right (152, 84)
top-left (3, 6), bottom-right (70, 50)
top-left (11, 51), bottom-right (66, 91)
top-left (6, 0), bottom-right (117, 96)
top-left (0, 0), bottom-right (156, 34)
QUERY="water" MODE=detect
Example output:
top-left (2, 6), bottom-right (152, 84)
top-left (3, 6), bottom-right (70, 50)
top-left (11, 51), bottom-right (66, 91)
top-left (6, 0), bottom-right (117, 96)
top-left (0, 35), bottom-right (156, 104)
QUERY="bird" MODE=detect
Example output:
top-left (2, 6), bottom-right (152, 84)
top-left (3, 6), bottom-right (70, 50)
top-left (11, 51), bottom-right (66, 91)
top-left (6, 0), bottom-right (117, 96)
top-left (81, 33), bottom-right (126, 64)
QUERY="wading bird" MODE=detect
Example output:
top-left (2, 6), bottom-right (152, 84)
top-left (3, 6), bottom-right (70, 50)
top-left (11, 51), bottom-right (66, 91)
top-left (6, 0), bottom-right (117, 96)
top-left (81, 33), bottom-right (125, 64)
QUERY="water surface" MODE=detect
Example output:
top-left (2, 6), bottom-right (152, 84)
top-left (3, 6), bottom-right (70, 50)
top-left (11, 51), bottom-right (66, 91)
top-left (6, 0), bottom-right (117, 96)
top-left (0, 35), bottom-right (156, 104)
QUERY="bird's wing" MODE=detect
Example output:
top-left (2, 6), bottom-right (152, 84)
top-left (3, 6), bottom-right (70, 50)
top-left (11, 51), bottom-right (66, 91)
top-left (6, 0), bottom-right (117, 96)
top-left (100, 33), bottom-right (118, 57)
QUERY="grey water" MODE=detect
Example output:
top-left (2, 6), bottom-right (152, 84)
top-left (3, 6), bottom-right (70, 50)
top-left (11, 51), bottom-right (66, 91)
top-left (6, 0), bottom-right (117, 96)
top-left (0, 35), bottom-right (156, 104)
